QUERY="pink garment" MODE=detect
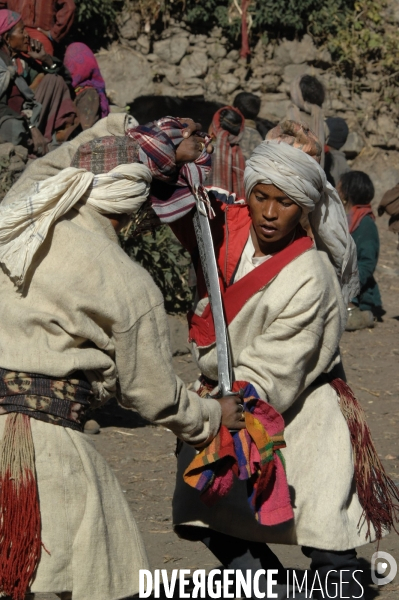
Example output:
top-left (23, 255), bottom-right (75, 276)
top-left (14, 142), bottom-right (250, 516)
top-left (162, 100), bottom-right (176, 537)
top-left (0, 9), bottom-right (20, 35)
top-left (64, 42), bottom-right (109, 118)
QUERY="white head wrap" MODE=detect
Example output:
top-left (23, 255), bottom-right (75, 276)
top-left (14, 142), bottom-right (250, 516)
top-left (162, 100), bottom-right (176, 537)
top-left (244, 139), bottom-right (359, 305)
top-left (0, 163), bottom-right (151, 286)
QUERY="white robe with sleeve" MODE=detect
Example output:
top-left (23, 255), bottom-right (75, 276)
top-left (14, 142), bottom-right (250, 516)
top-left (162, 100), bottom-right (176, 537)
top-left (0, 203), bottom-right (221, 599)
top-left (173, 239), bottom-right (375, 551)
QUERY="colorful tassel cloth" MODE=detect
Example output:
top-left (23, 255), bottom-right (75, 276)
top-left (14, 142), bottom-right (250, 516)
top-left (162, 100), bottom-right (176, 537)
top-left (184, 375), bottom-right (399, 540)
top-left (184, 380), bottom-right (294, 527)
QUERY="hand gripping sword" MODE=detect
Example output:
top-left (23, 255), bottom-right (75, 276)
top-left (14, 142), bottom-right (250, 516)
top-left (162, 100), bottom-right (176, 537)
top-left (192, 185), bottom-right (235, 397)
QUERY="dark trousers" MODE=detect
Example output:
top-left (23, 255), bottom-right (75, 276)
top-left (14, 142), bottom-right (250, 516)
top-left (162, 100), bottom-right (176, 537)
top-left (177, 526), bottom-right (364, 600)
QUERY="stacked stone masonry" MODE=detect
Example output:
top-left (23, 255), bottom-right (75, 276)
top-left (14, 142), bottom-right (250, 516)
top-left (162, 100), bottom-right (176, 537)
top-left (2, 11), bottom-right (399, 205)
top-left (92, 11), bottom-right (399, 203)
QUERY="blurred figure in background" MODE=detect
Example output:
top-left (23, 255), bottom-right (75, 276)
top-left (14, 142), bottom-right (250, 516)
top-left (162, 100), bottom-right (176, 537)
top-left (0, 0), bottom-right (75, 55)
top-left (0, 10), bottom-right (78, 155)
top-left (287, 74), bottom-right (326, 166)
top-left (64, 42), bottom-right (109, 130)
top-left (208, 105), bottom-right (245, 197)
top-left (324, 116), bottom-right (350, 187)
top-left (338, 170), bottom-right (383, 330)
top-left (378, 183), bottom-right (399, 250)
top-left (233, 91), bottom-right (262, 160)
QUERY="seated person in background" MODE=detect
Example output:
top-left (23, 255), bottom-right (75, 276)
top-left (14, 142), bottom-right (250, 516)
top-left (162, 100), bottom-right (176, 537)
top-left (208, 105), bottom-right (245, 197)
top-left (287, 74), bottom-right (326, 166)
top-left (338, 170), bottom-right (383, 330)
top-left (324, 116), bottom-right (350, 187)
top-left (233, 91), bottom-right (263, 159)
top-left (64, 42), bottom-right (110, 130)
top-left (378, 183), bottom-right (399, 250)
top-left (0, 10), bottom-right (78, 156)
top-left (0, 0), bottom-right (75, 55)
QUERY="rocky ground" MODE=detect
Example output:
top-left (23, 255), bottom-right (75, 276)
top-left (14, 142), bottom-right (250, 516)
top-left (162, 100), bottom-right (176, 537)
top-left (32, 213), bottom-right (399, 599)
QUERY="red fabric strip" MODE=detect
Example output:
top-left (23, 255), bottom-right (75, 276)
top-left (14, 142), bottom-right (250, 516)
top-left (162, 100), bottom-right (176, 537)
top-left (240, 0), bottom-right (251, 58)
top-left (189, 235), bottom-right (314, 347)
top-left (347, 204), bottom-right (375, 234)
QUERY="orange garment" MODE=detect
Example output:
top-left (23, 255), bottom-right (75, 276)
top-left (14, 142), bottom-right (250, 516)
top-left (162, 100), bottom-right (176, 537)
top-left (25, 26), bottom-right (53, 54)
top-left (0, 0), bottom-right (75, 42)
top-left (347, 204), bottom-right (375, 234)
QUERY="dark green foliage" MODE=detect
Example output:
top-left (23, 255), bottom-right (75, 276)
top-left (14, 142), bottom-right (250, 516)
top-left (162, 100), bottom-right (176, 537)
top-left (250, 0), bottom-right (353, 39)
top-left (181, 0), bottom-right (354, 41)
top-left (71, 0), bottom-right (124, 48)
top-left (184, 0), bottom-right (235, 31)
top-left (75, 0), bottom-right (354, 46)
top-left (121, 226), bottom-right (193, 313)
top-left (328, 0), bottom-right (399, 76)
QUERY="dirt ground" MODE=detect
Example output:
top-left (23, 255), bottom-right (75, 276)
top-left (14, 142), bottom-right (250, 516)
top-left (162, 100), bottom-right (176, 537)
top-left (35, 214), bottom-right (399, 599)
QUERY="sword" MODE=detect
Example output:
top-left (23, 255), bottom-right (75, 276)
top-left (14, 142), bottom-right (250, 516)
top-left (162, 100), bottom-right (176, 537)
top-left (192, 185), bottom-right (234, 397)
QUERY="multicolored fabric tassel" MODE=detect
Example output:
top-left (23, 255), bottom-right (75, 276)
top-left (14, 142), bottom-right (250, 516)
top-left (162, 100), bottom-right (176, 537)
top-left (184, 381), bottom-right (294, 526)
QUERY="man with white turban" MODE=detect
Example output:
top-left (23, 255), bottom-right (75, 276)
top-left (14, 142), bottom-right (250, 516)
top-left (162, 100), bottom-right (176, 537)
top-left (170, 121), bottom-right (398, 600)
top-left (0, 120), bottom-right (245, 600)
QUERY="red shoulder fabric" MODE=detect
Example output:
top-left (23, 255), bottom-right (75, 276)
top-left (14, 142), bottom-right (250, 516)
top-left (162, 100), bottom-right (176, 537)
top-left (347, 204), bottom-right (375, 234)
top-left (215, 202), bottom-right (252, 288)
top-left (169, 193), bottom-right (252, 298)
top-left (189, 233), bottom-right (314, 348)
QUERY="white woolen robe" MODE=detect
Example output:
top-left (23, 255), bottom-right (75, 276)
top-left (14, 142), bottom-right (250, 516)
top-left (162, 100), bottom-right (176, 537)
top-left (0, 204), bottom-right (222, 599)
top-left (173, 243), bottom-right (376, 551)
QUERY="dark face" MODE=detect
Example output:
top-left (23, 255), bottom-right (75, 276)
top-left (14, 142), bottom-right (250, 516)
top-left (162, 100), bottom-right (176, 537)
top-left (4, 21), bottom-right (30, 54)
top-left (247, 183), bottom-right (302, 255)
top-left (336, 181), bottom-right (351, 214)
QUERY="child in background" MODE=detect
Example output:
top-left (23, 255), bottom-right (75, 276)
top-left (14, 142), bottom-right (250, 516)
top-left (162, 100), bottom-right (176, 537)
top-left (208, 106), bottom-right (246, 197)
top-left (324, 116), bottom-right (350, 187)
top-left (233, 92), bottom-right (263, 160)
top-left (338, 170), bottom-right (384, 330)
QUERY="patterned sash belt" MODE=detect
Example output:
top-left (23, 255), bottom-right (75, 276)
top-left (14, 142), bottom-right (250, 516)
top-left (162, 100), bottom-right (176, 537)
top-left (0, 367), bottom-right (94, 431)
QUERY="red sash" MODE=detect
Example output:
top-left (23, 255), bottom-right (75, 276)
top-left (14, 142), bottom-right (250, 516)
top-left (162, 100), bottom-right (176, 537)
top-left (188, 235), bottom-right (314, 347)
top-left (347, 204), bottom-right (375, 234)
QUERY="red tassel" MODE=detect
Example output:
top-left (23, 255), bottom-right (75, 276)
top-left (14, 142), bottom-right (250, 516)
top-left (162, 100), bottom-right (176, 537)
top-left (240, 0), bottom-right (251, 58)
top-left (0, 414), bottom-right (42, 600)
top-left (331, 378), bottom-right (399, 541)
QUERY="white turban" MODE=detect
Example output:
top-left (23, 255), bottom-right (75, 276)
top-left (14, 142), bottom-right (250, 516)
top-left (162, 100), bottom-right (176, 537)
top-left (244, 139), bottom-right (359, 305)
top-left (0, 163), bottom-right (152, 287)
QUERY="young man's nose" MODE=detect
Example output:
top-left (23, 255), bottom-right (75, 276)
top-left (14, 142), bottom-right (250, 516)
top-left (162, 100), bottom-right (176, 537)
top-left (262, 200), bottom-right (278, 220)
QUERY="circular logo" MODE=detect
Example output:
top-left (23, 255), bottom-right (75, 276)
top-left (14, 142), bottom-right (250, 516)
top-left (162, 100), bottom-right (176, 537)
top-left (371, 551), bottom-right (397, 586)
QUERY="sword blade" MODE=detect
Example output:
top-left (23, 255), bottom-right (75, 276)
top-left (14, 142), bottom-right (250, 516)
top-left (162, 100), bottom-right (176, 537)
top-left (192, 187), bottom-right (233, 396)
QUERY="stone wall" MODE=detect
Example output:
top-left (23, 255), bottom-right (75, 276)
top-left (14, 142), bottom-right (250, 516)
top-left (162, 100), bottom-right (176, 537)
top-left (98, 16), bottom-right (392, 142)
top-left (96, 12), bottom-right (399, 203)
